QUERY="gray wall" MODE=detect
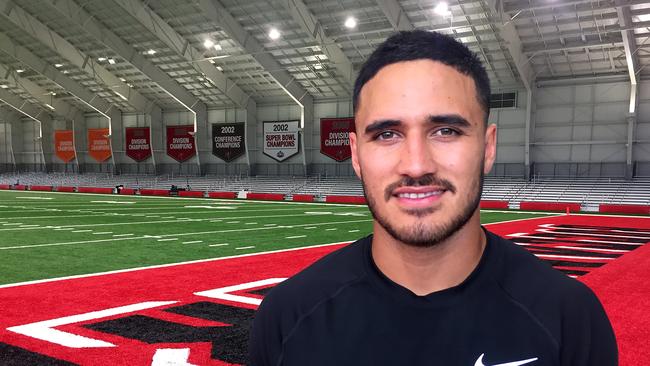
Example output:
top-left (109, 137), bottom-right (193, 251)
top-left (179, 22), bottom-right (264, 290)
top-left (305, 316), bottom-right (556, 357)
top-left (4, 79), bottom-right (650, 178)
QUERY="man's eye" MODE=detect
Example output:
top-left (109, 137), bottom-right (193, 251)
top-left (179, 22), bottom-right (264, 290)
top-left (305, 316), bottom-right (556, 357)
top-left (376, 131), bottom-right (396, 140)
top-left (434, 128), bottom-right (459, 136)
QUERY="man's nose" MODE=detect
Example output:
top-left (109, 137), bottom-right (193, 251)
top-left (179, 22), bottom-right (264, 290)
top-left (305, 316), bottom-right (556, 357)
top-left (397, 136), bottom-right (436, 178)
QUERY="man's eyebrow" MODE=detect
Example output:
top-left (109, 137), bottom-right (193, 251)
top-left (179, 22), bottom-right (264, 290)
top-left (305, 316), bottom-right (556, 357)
top-left (364, 119), bottom-right (401, 135)
top-left (428, 114), bottom-right (471, 128)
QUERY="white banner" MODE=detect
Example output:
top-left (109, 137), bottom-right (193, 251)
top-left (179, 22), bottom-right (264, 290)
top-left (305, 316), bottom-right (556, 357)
top-left (263, 120), bottom-right (300, 162)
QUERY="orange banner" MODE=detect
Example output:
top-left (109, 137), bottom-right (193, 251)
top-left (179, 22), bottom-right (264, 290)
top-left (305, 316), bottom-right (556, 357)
top-left (54, 130), bottom-right (75, 162)
top-left (88, 128), bottom-right (112, 162)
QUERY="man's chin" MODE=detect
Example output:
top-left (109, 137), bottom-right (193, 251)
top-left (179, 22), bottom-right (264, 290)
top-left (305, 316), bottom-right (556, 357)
top-left (401, 206), bottom-right (437, 218)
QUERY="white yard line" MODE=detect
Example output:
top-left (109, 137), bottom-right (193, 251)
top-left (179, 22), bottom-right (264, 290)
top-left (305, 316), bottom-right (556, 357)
top-left (92, 232), bottom-right (113, 235)
top-left (0, 236), bottom-right (148, 250)
top-left (0, 219), bottom-right (371, 250)
top-left (72, 230), bottom-right (92, 233)
top-left (286, 235), bottom-right (307, 239)
top-left (235, 246), bottom-right (255, 250)
top-left (208, 243), bottom-right (229, 247)
top-left (182, 240), bottom-right (203, 244)
top-left (0, 240), bottom-right (354, 289)
top-left (157, 238), bottom-right (178, 242)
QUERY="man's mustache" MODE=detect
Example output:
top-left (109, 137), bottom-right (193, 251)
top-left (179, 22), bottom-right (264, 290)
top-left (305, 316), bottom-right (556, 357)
top-left (384, 174), bottom-right (456, 201)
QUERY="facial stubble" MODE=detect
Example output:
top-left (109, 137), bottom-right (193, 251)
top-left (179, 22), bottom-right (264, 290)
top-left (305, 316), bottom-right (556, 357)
top-left (362, 163), bottom-right (484, 248)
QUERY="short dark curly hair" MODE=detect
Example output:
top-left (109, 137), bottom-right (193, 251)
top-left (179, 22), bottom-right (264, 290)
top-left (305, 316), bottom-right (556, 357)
top-left (353, 30), bottom-right (491, 123)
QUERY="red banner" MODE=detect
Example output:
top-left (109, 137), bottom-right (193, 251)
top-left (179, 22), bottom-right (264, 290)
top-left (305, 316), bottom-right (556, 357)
top-left (87, 128), bottom-right (112, 162)
top-left (166, 125), bottom-right (195, 162)
top-left (320, 117), bottom-right (355, 162)
top-left (54, 130), bottom-right (75, 162)
top-left (125, 127), bottom-right (151, 162)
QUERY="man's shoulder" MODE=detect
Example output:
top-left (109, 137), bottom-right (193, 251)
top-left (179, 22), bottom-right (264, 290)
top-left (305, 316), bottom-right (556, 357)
top-left (259, 236), bottom-right (370, 315)
top-left (491, 230), bottom-right (597, 301)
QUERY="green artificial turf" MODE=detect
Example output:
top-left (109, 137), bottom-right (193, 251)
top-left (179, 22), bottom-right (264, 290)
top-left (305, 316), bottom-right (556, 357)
top-left (0, 190), bottom-right (552, 285)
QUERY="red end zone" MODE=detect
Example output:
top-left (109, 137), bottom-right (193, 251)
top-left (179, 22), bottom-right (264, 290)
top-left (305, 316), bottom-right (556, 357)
top-left (0, 214), bottom-right (648, 365)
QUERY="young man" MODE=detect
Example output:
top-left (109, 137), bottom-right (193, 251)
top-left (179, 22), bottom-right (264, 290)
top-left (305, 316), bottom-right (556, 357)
top-left (249, 30), bottom-right (617, 366)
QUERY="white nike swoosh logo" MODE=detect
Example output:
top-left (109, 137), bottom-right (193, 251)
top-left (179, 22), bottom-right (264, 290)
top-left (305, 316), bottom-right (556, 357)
top-left (474, 353), bottom-right (538, 366)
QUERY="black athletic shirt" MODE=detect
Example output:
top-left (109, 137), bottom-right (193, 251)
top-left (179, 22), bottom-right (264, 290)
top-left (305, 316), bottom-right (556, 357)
top-left (249, 229), bottom-right (617, 366)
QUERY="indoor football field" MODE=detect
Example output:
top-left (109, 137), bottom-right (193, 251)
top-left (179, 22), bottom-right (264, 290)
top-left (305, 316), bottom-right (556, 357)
top-left (0, 190), bottom-right (551, 284)
top-left (0, 190), bottom-right (648, 365)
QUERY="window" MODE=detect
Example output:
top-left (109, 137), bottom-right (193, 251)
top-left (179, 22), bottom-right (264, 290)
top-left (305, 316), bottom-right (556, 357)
top-left (490, 92), bottom-right (517, 108)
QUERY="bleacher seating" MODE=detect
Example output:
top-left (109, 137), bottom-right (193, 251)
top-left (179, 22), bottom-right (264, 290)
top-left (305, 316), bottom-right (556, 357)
top-left (0, 172), bottom-right (648, 207)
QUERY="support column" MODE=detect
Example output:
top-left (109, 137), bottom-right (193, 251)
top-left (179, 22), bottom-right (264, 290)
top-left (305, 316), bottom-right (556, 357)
top-left (192, 104), bottom-right (207, 176)
top-left (626, 113), bottom-right (636, 180)
top-left (300, 99), bottom-right (314, 176)
top-left (149, 107), bottom-right (161, 175)
top-left (10, 118), bottom-right (23, 170)
top-left (245, 100), bottom-right (257, 176)
top-left (524, 87), bottom-right (536, 180)
top-left (73, 113), bottom-right (86, 172)
top-left (41, 118), bottom-right (54, 172)
top-left (109, 108), bottom-right (123, 174)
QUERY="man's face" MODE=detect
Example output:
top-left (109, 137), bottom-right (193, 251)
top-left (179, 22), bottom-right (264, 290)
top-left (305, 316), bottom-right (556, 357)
top-left (351, 60), bottom-right (496, 247)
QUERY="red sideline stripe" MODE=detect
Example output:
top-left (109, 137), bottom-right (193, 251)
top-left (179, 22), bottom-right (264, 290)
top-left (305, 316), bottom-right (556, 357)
top-left (208, 191), bottom-right (237, 199)
top-left (56, 186), bottom-right (76, 192)
top-left (599, 204), bottom-right (649, 215)
top-left (119, 188), bottom-right (136, 195)
top-left (326, 195), bottom-right (366, 204)
top-left (579, 226), bottom-right (650, 366)
top-left (13, 185), bottom-right (27, 191)
top-left (0, 244), bottom-right (348, 366)
top-left (29, 185), bottom-right (53, 191)
top-left (519, 201), bottom-right (581, 212)
top-left (179, 190), bottom-right (204, 198)
top-left (140, 189), bottom-right (169, 196)
top-left (77, 187), bottom-right (114, 194)
top-left (247, 192), bottom-right (285, 201)
top-left (292, 194), bottom-right (314, 202)
top-left (0, 184), bottom-right (12, 190)
top-left (480, 200), bottom-right (509, 209)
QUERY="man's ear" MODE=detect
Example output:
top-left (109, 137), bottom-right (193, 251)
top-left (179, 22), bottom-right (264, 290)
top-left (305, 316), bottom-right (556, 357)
top-left (483, 123), bottom-right (497, 174)
top-left (350, 132), bottom-right (362, 179)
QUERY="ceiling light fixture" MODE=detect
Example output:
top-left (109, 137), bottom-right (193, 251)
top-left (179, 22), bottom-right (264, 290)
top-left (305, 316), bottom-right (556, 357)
top-left (108, 58), bottom-right (116, 64)
top-left (214, 44), bottom-right (222, 51)
top-left (216, 66), bottom-right (223, 71)
top-left (434, 1), bottom-right (451, 16)
top-left (16, 69), bottom-right (24, 73)
top-left (269, 28), bottom-right (281, 40)
top-left (147, 49), bottom-right (156, 55)
top-left (203, 39), bottom-right (215, 49)
top-left (344, 16), bottom-right (357, 29)
top-left (0, 85), bottom-right (8, 89)
top-left (98, 57), bottom-right (107, 61)
top-left (54, 63), bottom-right (63, 68)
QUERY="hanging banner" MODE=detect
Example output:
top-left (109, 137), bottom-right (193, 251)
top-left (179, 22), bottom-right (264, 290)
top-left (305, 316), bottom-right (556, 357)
top-left (125, 127), bottom-right (152, 162)
top-left (212, 123), bottom-right (245, 162)
top-left (54, 130), bottom-right (75, 162)
top-left (87, 128), bottom-right (112, 162)
top-left (166, 125), bottom-right (195, 162)
top-left (263, 120), bottom-right (299, 162)
top-left (320, 117), bottom-right (355, 162)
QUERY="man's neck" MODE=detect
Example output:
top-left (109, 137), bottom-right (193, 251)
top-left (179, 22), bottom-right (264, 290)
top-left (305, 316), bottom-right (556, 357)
top-left (371, 212), bottom-right (486, 296)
